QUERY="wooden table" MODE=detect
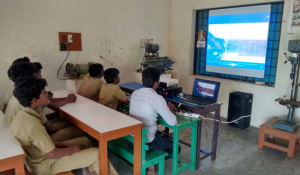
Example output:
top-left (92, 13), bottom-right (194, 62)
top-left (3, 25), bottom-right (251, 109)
top-left (0, 111), bottom-right (26, 175)
top-left (164, 97), bottom-right (221, 170)
top-left (258, 117), bottom-right (300, 158)
top-left (53, 90), bottom-right (143, 175)
top-left (119, 83), bottom-right (222, 170)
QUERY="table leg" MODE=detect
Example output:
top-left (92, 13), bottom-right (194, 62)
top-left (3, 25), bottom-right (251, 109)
top-left (211, 107), bottom-right (220, 160)
top-left (258, 127), bottom-right (265, 149)
top-left (99, 138), bottom-right (108, 175)
top-left (190, 121), bottom-right (198, 171)
top-left (172, 127), bottom-right (179, 175)
top-left (195, 119), bottom-right (202, 170)
top-left (14, 158), bottom-right (25, 175)
top-left (133, 127), bottom-right (142, 175)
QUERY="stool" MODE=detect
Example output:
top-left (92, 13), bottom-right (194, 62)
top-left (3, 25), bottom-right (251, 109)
top-left (258, 118), bottom-right (300, 158)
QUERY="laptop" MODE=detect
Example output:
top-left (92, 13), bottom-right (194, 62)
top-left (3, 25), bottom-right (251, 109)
top-left (179, 78), bottom-right (220, 106)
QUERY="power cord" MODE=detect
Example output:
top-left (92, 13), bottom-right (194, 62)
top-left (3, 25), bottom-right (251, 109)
top-left (57, 51), bottom-right (70, 80)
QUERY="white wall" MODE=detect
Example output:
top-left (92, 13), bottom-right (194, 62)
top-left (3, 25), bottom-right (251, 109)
top-left (169, 0), bottom-right (300, 127)
top-left (0, 0), bottom-right (171, 104)
top-left (1, 0), bottom-right (299, 127)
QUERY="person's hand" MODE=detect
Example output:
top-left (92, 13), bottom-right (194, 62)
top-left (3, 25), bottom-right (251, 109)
top-left (73, 145), bottom-right (83, 152)
top-left (167, 102), bottom-right (176, 113)
top-left (47, 91), bottom-right (54, 98)
top-left (67, 94), bottom-right (77, 103)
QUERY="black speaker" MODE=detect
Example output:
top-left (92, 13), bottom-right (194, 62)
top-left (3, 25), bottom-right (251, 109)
top-left (227, 91), bottom-right (253, 129)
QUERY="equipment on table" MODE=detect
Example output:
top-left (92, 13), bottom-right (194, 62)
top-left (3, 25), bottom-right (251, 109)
top-left (179, 78), bottom-right (220, 107)
top-left (66, 62), bottom-right (94, 78)
top-left (227, 91), bottom-right (253, 129)
top-left (159, 78), bottom-right (179, 88)
top-left (156, 86), bottom-right (182, 98)
top-left (274, 40), bottom-right (300, 132)
top-left (138, 43), bottom-right (174, 74)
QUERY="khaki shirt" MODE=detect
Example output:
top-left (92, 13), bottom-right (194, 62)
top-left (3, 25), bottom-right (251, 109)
top-left (10, 107), bottom-right (55, 170)
top-left (4, 82), bottom-right (14, 105)
top-left (3, 96), bottom-right (48, 126)
top-left (98, 84), bottom-right (127, 110)
top-left (78, 73), bottom-right (104, 101)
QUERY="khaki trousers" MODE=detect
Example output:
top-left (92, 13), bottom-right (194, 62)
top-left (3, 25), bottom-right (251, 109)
top-left (50, 126), bottom-right (85, 142)
top-left (47, 137), bottom-right (118, 175)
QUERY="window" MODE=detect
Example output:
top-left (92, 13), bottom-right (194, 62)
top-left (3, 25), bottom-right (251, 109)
top-left (193, 2), bottom-right (283, 86)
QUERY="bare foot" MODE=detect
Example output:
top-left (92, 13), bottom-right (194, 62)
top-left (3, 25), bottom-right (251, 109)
top-left (82, 168), bottom-right (89, 175)
top-left (90, 171), bottom-right (97, 175)
top-left (147, 165), bottom-right (155, 175)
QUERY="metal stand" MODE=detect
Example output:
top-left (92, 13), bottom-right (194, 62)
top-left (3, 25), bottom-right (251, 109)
top-left (274, 53), bottom-right (300, 132)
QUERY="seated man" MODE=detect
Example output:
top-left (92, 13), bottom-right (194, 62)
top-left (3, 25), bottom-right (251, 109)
top-left (33, 62), bottom-right (43, 78)
top-left (32, 62), bottom-right (78, 116)
top-left (129, 67), bottom-right (180, 174)
top-left (4, 62), bottom-right (84, 142)
top-left (98, 68), bottom-right (129, 110)
top-left (78, 63), bottom-right (104, 101)
top-left (10, 77), bottom-right (118, 175)
top-left (3, 57), bottom-right (30, 112)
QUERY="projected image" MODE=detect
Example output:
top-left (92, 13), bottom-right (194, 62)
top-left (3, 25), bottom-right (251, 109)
top-left (193, 82), bottom-right (216, 97)
top-left (206, 5), bottom-right (271, 78)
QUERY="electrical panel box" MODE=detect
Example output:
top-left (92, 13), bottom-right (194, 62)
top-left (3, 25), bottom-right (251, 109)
top-left (59, 32), bottom-right (82, 51)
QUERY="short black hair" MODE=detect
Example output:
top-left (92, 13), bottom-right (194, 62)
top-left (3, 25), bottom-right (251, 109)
top-left (89, 63), bottom-right (103, 77)
top-left (7, 62), bottom-right (37, 83)
top-left (12, 57), bottom-right (30, 65)
top-left (104, 68), bottom-right (119, 84)
top-left (33, 62), bottom-right (43, 71)
top-left (142, 67), bottom-right (161, 88)
top-left (13, 77), bottom-right (48, 107)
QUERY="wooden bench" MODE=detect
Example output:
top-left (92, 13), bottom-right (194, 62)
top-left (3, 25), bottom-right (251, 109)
top-left (108, 127), bottom-right (168, 175)
top-left (258, 117), bottom-right (300, 158)
top-left (0, 110), bottom-right (26, 175)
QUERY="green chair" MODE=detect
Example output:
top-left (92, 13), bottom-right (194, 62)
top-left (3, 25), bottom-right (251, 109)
top-left (108, 127), bottom-right (168, 175)
top-left (118, 104), bottom-right (130, 115)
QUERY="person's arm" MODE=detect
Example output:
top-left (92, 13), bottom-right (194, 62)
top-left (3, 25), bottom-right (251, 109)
top-left (46, 145), bottom-right (81, 159)
top-left (48, 97), bottom-right (67, 102)
top-left (152, 95), bottom-right (177, 126)
top-left (53, 142), bottom-right (73, 148)
top-left (120, 99), bottom-right (130, 105)
top-left (116, 87), bottom-right (130, 104)
top-left (44, 121), bottom-right (58, 134)
top-left (47, 94), bottom-right (77, 111)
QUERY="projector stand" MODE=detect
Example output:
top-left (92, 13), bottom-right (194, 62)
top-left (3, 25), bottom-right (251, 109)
top-left (274, 53), bottom-right (300, 132)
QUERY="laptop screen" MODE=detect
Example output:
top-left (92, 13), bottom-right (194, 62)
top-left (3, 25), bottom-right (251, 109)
top-left (192, 78), bottom-right (220, 101)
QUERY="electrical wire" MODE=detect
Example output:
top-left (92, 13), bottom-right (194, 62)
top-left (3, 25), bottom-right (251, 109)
top-left (57, 51), bottom-right (70, 80)
top-left (74, 51), bottom-right (80, 64)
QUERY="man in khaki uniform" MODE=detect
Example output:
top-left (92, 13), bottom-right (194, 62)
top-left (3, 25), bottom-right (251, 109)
top-left (10, 77), bottom-right (118, 175)
top-left (4, 62), bottom-right (85, 142)
top-left (3, 57), bottom-right (30, 112)
top-left (98, 68), bottom-right (129, 110)
top-left (78, 63), bottom-right (104, 101)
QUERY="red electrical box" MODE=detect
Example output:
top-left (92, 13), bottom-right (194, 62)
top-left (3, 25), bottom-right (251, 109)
top-left (59, 32), bottom-right (82, 51)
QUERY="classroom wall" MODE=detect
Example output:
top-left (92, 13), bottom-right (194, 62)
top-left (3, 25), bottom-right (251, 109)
top-left (0, 0), bottom-right (171, 105)
top-left (169, 0), bottom-right (300, 127)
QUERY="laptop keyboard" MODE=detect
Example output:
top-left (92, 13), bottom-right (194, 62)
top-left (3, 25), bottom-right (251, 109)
top-left (180, 96), bottom-right (213, 106)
